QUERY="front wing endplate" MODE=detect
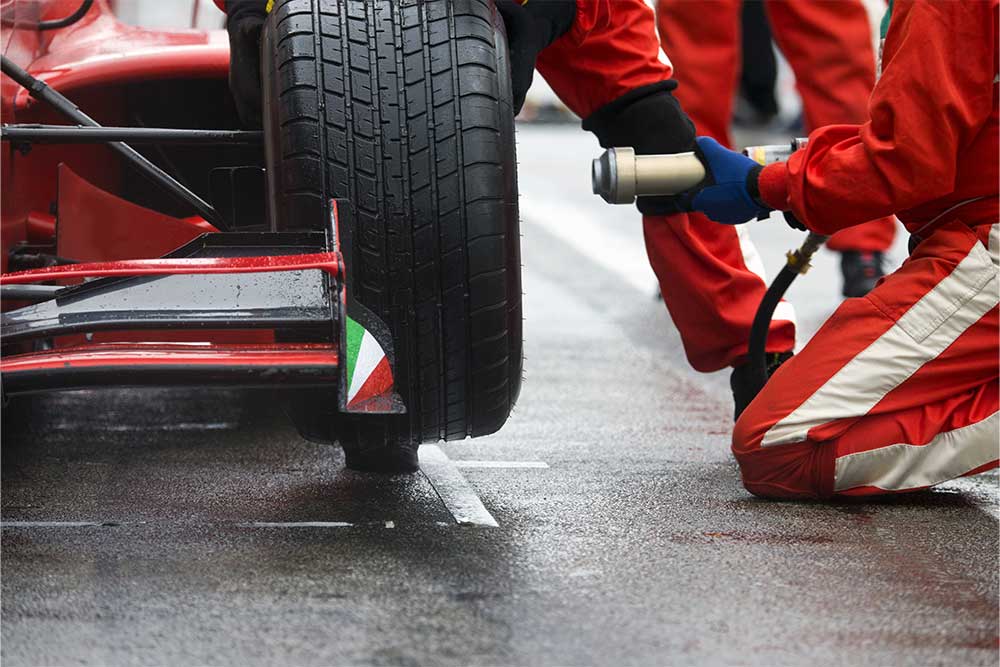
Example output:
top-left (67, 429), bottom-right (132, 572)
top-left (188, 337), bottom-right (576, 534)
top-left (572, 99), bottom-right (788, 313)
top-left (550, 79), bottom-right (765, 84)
top-left (330, 199), bottom-right (405, 415)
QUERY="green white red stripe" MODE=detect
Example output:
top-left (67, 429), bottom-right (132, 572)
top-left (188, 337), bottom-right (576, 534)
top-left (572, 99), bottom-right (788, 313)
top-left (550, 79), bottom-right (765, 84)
top-left (344, 316), bottom-right (394, 409)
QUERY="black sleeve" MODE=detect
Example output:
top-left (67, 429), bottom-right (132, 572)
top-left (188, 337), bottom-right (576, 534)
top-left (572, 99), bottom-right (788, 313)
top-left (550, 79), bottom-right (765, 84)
top-left (582, 81), bottom-right (699, 215)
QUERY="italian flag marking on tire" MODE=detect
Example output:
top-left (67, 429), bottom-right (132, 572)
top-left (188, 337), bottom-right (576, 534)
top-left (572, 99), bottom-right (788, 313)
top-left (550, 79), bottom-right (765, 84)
top-left (345, 316), bottom-right (394, 409)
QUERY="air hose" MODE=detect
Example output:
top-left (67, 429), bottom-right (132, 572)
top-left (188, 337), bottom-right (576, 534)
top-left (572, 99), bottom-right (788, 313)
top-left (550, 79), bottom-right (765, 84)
top-left (746, 231), bottom-right (828, 397)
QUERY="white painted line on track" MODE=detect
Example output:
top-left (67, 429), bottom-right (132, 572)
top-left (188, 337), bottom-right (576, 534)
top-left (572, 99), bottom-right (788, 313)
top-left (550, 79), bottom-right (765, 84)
top-left (937, 476), bottom-right (999, 521)
top-left (420, 445), bottom-right (499, 527)
top-left (453, 460), bottom-right (549, 469)
top-left (51, 422), bottom-right (237, 432)
top-left (1, 520), bottom-right (501, 529)
top-left (1, 521), bottom-right (107, 528)
top-left (520, 194), bottom-right (654, 294)
top-left (238, 521), bottom-right (353, 528)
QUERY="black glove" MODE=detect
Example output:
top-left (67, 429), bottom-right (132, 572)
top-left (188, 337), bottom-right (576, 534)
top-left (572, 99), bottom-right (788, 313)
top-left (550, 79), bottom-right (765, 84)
top-left (781, 210), bottom-right (807, 231)
top-left (582, 81), bottom-right (699, 215)
top-left (225, 0), bottom-right (268, 128)
top-left (496, 0), bottom-right (575, 115)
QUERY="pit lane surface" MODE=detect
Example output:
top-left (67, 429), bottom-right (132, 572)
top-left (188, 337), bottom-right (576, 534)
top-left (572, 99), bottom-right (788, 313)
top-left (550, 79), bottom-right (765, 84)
top-left (2, 125), bottom-right (997, 666)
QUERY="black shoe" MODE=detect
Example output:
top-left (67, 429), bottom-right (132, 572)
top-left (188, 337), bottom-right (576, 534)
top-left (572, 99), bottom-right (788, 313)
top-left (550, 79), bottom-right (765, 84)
top-left (840, 251), bottom-right (885, 298)
top-left (731, 351), bottom-right (793, 420)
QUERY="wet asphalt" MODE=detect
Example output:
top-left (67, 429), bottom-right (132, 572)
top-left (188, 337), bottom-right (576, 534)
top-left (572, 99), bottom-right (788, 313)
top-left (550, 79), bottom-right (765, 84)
top-left (2, 126), bottom-right (998, 666)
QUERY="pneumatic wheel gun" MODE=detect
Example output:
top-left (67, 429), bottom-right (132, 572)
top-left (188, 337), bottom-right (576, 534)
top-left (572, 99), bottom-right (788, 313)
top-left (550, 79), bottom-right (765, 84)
top-left (590, 138), bottom-right (808, 205)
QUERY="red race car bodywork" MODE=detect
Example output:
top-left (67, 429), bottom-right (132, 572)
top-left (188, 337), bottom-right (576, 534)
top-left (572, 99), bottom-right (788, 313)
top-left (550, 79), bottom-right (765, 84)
top-left (1, 0), bottom-right (400, 414)
top-left (2, 0), bottom-right (228, 263)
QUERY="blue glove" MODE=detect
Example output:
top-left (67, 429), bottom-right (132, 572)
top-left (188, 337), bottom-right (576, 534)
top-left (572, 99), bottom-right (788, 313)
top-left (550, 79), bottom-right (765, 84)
top-left (690, 136), bottom-right (771, 225)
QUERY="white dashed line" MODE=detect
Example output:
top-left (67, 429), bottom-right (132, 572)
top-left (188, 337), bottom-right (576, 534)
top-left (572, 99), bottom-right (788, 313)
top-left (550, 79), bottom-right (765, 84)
top-left (238, 521), bottom-right (353, 528)
top-left (1, 521), bottom-right (107, 528)
top-left (453, 460), bottom-right (549, 469)
top-left (51, 422), bottom-right (236, 432)
top-left (419, 445), bottom-right (499, 527)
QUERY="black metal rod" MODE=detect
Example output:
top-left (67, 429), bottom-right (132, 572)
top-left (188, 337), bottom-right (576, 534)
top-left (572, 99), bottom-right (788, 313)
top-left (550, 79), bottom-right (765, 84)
top-left (1, 285), bottom-right (64, 303)
top-left (0, 55), bottom-right (224, 228)
top-left (37, 0), bottom-right (93, 30)
top-left (2, 124), bottom-right (264, 145)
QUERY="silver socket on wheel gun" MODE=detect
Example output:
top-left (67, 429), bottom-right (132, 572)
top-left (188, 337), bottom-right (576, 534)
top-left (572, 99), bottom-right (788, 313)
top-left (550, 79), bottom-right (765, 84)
top-left (742, 138), bottom-right (809, 165)
top-left (591, 147), bottom-right (706, 205)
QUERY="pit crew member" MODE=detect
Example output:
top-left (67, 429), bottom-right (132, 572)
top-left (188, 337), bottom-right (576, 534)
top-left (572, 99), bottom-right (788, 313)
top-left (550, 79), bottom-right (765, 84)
top-left (686, 0), bottom-right (999, 498)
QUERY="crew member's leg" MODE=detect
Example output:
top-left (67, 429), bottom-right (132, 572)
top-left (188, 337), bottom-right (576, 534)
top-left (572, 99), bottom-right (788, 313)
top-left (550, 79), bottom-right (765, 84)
top-left (642, 215), bottom-right (795, 371)
top-left (824, 221), bottom-right (896, 253)
top-left (656, 0), bottom-right (741, 146)
top-left (827, 222), bottom-right (899, 298)
top-left (733, 223), bottom-right (999, 498)
top-left (537, 0), bottom-right (795, 372)
top-left (738, 0), bottom-right (779, 122)
top-left (764, 0), bottom-right (874, 132)
top-left (766, 0), bottom-right (897, 295)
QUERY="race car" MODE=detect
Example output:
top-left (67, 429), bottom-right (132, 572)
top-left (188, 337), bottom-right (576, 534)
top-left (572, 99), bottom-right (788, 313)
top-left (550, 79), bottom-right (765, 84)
top-left (0, 0), bottom-right (524, 472)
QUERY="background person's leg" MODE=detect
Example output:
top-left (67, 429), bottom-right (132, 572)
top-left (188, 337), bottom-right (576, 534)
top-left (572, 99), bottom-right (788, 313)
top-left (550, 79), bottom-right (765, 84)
top-left (764, 0), bottom-right (875, 132)
top-left (766, 0), bottom-right (896, 295)
top-left (737, 0), bottom-right (779, 125)
top-left (826, 222), bottom-right (898, 297)
top-left (825, 219), bottom-right (896, 254)
top-left (656, 0), bottom-right (742, 145)
top-left (733, 223), bottom-right (999, 498)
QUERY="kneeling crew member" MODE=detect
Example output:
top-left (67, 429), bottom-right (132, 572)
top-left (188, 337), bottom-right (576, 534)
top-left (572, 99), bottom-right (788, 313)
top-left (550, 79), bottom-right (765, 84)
top-left (686, 0), bottom-right (999, 499)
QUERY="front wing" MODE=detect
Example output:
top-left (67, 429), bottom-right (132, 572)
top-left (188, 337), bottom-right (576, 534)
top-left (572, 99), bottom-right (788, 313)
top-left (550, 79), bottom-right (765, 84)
top-left (0, 200), bottom-right (404, 415)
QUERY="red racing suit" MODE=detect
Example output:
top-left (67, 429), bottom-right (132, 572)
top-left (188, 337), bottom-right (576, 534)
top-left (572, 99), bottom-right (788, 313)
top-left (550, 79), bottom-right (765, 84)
top-left (734, 0), bottom-right (999, 498)
top-left (656, 0), bottom-right (896, 254)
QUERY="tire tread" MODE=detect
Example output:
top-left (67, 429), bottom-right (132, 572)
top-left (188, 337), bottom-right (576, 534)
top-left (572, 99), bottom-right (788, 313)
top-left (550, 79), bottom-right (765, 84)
top-left (265, 0), bottom-right (521, 461)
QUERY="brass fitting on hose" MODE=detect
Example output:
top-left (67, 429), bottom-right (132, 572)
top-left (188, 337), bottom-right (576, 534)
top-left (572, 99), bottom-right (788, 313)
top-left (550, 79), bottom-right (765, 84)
top-left (785, 232), bottom-right (829, 275)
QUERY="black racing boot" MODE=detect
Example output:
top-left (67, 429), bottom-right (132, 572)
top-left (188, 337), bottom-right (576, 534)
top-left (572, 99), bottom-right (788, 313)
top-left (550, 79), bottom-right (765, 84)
top-left (840, 251), bottom-right (885, 298)
top-left (730, 351), bottom-right (793, 420)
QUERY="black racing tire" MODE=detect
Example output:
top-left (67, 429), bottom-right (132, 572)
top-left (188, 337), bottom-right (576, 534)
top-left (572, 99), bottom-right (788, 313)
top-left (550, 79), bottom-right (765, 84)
top-left (261, 0), bottom-right (522, 472)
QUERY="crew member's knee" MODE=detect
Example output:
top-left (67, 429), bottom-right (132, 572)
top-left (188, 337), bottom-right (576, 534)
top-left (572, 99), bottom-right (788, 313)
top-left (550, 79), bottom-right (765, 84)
top-left (731, 399), bottom-right (773, 460)
top-left (731, 401), bottom-right (829, 499)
